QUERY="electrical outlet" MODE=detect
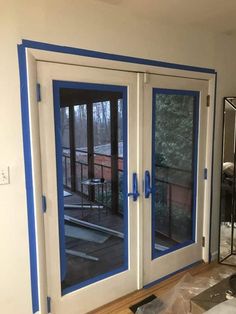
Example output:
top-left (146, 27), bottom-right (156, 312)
top-left (0, 167), bottom-right (10, 185)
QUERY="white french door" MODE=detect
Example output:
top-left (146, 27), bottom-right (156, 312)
top-left (35, 60), bottom-right (209, 313)
top-left (142, 74), bottom-right (208, 285)
top-left (37, 61), bottom-right (139, 314)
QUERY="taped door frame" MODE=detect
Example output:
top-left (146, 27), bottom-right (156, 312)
top-left (18, 40), bottom-right (216, 314)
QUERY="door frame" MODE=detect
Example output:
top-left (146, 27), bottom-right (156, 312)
top-left (18, 40), bottom-right (216, 314)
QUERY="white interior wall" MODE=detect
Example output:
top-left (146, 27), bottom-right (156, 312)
top-left (1, 1), bottom-right (236, 313)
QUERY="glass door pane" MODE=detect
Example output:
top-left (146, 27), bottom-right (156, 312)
top-left (56, 83), bottom-right (128, 294)
top-left (152, 89), bottom-right (199, 258)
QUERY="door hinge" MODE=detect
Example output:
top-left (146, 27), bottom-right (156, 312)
top-left (206, 95), bottom-right (210, 107)
top-left (202, 236), bottom-right (205, 247)
top-left (42, 195), bottom-right (47, 213)
top-left (47, 296), bottom-right (51, 313)
top-left (204, 168), bottom-right (208, 180)
top-left (37, 83), bottom-right (41, 102)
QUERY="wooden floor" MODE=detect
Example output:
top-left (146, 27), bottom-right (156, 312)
top-left (89, 262), bottom-right (236, 314)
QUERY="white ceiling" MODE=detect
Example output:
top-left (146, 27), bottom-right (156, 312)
top-left (95, 0), bottom-right (236, 34)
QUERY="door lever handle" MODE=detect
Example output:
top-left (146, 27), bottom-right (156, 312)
top-left (128, 173), bottom-right (139, 202)
top-left (144, 170), bottom-right (152, 198)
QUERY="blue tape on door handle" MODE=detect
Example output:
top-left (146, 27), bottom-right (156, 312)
top-left (128, 173), bottom-right (139, 201)
top-left (144, 170), bottom-right (152, 198)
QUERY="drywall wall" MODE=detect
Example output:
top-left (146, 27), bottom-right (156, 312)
top-left (1, 0), bottom-right (236, 313)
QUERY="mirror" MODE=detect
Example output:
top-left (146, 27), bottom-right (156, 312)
top-left (219, 97), bottom-right (236, 265)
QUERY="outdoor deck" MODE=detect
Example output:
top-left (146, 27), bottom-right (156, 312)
top-left (62, 191), bottom-right (124, 290)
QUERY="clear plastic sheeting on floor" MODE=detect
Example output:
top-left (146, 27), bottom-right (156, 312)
top-left (136, 267), bottom-right (236, 314)
top-left (219, 224), bottom-right (236, 262)
top-left (204, 298), bottom-right (236, 314)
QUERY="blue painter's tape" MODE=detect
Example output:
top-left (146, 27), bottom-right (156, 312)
top-left (17, 38), bottom-right (217, 308)
top-left (17, 44), bottom-right (39, 313)
top-left (151, 88), bottom-right (199, 260)
top-left (22, 39), bottom-right (216, 74)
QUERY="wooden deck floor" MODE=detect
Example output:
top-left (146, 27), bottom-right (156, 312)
top-left (63, 233), bottom-right (124, 290)
top-left (62, 187), bottom-right (125, 290)
top-left (89, 262), bottom-right (236, 314)
top-left (63, 205), bottom-right (124, 289)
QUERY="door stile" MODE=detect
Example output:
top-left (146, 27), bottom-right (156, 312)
top-left (136, 73), bottom-right (144, 289)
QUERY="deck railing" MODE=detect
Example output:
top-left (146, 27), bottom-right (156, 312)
top-left (62, 146), bottom-right (192, 241)
top-left (154, 164), bottom-right (192, 242)
top-left (62, 147), bottom-right (123, 209)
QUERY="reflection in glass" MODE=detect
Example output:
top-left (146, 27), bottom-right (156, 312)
top-left (61, 107), bottom-right (71, 187)
top-left (153, 90), bottom-right (198, 257)
top-left (219, 99), bottom-right (236, 265)
top-left (57, 85), bottom-right (127, 293)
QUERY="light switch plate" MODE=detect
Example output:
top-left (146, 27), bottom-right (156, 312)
top-left (0, 166), bottom-right (10, 185)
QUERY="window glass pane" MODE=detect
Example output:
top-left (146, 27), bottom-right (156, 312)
top-left (74, 104), bottom-right (87, 152)
top-left (58, 86), bottom-right (127, 293)
top-left (118, 99), bottom-right (123, 158)
top-left (61, 107), bottom-right (71, 187)
top-left (74, 105), bottom-right (88, 194)
top-left (153, 90), bottom-right (197, 257)
top-left (93, 101), bottom-right (111, 155)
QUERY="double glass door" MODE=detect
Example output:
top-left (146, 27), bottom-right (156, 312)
top-left (37, 62), bottom-right (208, 313)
